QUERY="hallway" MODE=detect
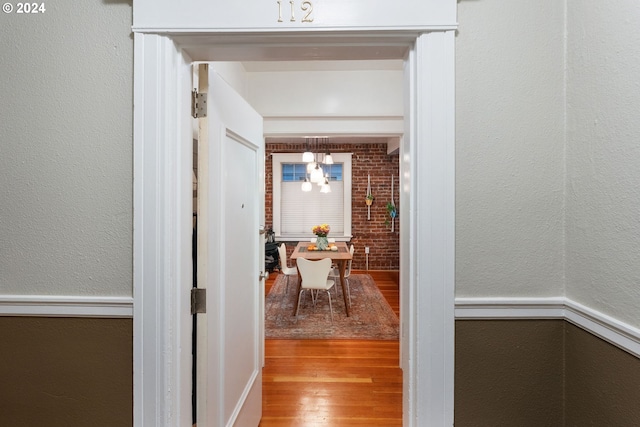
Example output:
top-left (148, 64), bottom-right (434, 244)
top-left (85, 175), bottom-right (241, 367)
top-left (261, 271), bottom-right (402, 426)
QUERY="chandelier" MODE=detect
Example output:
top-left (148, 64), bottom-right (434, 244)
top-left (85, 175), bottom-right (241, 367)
top-left (301, 137), bottom-right (333, 193)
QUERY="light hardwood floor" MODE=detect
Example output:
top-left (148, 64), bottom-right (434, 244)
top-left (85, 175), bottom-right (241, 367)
top-left (261, 270), bottom-right (402, 427)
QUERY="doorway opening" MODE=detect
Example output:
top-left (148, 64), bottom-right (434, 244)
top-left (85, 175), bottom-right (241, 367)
top-left (133, 31), bottom-right (455, 426)
top-left (191, 59), bottom-right (403, 424)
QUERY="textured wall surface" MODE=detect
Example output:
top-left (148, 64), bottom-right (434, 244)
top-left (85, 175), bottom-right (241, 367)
top-left (266, 141), bottom-right (400, 270)
top-left (0, 1), bottom-right (133, 296)
top-left (455, 320), bottom-right (565, 426)
top-left (455, 0), bottom-right (566, 298)
top-left (564, 323), bottom-right (640, 426)
top-left (0, 317), bottom-right (133, 426)
top-left (2, 2), bottom-right (639, 422)
top-left (565, 0), bottom-right (640, 328)
top-left (456, 320), bottom-right (640, 426)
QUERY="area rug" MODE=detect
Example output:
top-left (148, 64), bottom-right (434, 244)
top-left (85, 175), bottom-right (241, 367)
top-left (265, 273), bottom-right (399, 340)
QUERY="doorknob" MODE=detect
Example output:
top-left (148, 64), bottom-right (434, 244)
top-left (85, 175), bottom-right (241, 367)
top-left (259, 271), bottom-right (269, 281)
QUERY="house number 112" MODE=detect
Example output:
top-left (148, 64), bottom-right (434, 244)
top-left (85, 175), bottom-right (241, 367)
top-left (277, 0), bottom-right (314, 23)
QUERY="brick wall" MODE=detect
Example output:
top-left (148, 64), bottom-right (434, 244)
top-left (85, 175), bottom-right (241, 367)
top-left (266, 140), bottom-right (399, 270)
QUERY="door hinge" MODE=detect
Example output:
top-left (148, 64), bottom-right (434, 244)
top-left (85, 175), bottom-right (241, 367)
top-left (191, 90), bottom-right (207, 118)
top-left (191, 288), bottom-right (206, 314)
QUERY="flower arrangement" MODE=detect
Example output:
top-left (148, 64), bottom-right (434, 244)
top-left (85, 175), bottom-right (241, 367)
top-left (312, 223), bottom-right (330, 237)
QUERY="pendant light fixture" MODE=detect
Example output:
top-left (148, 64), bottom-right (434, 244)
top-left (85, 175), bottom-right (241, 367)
top-left (320, 177), bottom-right (331, 193)
top-left (302, 138), bottom-right (314, 163)
top-left (306, 161), bottom-right (316, 173)
top-left (302, 150), bottom-right (314, 163)
top-left (301, 176), bottom-right (312, 192)
top-left (302, 137), bottom-right (333, 164)
top-left (324, 152), bottom-right (334, 164)
top-left (310, 163), bottom-right (324, 184)
top-left (301, 136), bottom-right (332, 192)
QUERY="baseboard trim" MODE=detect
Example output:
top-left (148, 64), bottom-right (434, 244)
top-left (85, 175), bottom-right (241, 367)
top-left (456, 297), bottom-right (640, 359)
top-left (0, 295), bottom-right (134, 318)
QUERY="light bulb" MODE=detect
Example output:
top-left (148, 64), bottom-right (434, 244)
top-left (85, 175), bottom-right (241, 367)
top-left (310, 165), bottom-right (323, 183)
top-left (324, 153), bottom-right (334, 165)
top-left (306, 162), bottom-right (316, 173)
top-left (302, 151), bottom-right (314, 163)
top-left (301, 178), bottom-right (312, 192)
top-left (320, 178), bottom-right (331, 193)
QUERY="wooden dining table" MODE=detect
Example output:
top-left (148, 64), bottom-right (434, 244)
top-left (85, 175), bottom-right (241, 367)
top-left (290, 241), bottom-right (354, 317)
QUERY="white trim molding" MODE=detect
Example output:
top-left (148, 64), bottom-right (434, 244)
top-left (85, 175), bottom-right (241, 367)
top-left (0, 295), bottom-right (133, 318)
top-left (134, 29), bottom-right (457, 427)
top-left (455, 297), bottom-right (640, 359)
top-left (564, 299), bottom-right (640, 360)
top-left (404, 31), bottom-right (456, 427)
top-left (133, 32), bottom-right (194, 427)
top-left (455, 297), bottom-right (566, 319)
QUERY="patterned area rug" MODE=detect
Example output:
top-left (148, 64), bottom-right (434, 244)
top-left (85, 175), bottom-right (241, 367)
top-left (265, 273), bottom-right (399, 340)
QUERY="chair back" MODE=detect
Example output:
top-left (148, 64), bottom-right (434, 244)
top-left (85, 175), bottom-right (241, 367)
top-left (277, 243), bottom-right (288, 269)
top-left (345, 244), bottom-right (355, 275)
top-left (296, 257), bottom-right (333, 289)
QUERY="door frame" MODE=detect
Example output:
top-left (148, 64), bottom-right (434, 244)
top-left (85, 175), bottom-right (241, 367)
top-left (133, 31), bottom-right (455, 426)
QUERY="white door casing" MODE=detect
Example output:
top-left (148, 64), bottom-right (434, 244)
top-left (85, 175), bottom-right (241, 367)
top-left (133, 33), bottom-right (195, 427)
top-left (133, 32), bottom-right (455, 427)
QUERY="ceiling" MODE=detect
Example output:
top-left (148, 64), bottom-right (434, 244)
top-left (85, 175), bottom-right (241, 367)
top-left (178, 33), bottom-right (412, 65)
top-left (241, 59), bottom-right (403, 72)
top-left (184, 35), bottom-right (406, 149)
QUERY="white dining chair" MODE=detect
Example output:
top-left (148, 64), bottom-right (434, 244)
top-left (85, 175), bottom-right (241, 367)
top-left (277, 243), bottom-right (298, 293)
top-left (295, 257), bottom-right (335, 322)
top-left (329, 244), bottom-right (354, 306)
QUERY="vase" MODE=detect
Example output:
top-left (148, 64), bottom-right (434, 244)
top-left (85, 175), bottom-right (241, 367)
top-left (316, 235), bottom-right (329, 250)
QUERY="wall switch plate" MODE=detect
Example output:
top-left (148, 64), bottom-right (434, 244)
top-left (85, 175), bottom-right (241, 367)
top-left (365, 247), bottom-right (370, 254)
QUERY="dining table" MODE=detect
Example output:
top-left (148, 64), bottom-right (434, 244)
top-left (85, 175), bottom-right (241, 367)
top-left (289, 241), bottom-right (354, 317)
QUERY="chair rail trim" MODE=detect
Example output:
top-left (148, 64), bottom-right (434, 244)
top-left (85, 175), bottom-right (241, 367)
top-left (0, 295), bottom-right (134, 318)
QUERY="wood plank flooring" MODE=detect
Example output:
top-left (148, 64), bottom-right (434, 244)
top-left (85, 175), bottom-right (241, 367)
top-left (261, 270), bottom-right (401, 427)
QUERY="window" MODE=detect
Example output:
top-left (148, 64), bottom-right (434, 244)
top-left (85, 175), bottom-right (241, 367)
top-left (272, 153), bottom-right (352, 241)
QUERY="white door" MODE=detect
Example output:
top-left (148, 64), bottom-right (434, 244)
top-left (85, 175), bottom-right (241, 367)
top-left (197, 65), bottom-right (265, 426)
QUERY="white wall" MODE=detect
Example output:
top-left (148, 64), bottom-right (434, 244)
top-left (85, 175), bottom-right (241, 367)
top-left (455, 0), bottom-right (566, 298)
top-left (247, 69), bottom-right (403, 118)
top-left (566, 0), bottom-right (640, 328)
top-left (246, 67), bottom-right (404, 136)
top-left (0, 1), bottom-right (133, 296)
top-left (4, 0), bottom-right (640, 331)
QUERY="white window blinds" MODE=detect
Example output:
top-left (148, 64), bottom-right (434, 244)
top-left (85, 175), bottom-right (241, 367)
top-left (272, 152), bottom-right (352, 240)
top-left (280, 181), bottom-right (344, 235)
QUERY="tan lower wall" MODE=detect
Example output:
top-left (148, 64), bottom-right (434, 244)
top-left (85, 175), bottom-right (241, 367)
top-left (456, 319), bottom-right (640, 426)
top-left (564, 322), bottom-right (640, 427)
top-left (2, 317), bottom-right (638, 426)
top-left (0, 317), bottom-right (132, 427)
top-left (455, 319), bottom-right (565, 426)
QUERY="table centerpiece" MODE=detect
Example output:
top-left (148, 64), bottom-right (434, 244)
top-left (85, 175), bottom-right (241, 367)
top-left (312, 223), bottom-right (331, 250)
